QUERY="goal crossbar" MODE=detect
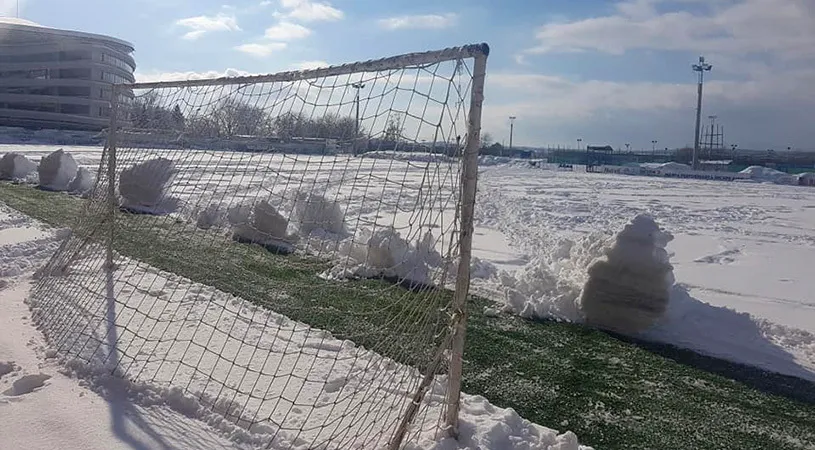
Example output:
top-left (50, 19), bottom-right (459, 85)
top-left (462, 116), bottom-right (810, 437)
top-left (118, 43), bottom-right (490, 91)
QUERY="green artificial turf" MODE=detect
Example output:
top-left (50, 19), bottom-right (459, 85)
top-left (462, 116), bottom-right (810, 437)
top-left (2, 182), bottom-right (814, 450)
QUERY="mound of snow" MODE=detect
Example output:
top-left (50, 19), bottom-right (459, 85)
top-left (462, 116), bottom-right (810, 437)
top-left (37, 149), bottom-right (78, 191)
top-left (0, 152), bottom-right (37, 180)
top-left (739, 166), bottom-right (798, 185)
top-left (495, 233), bottom-right (609, 321)
top-left (580, 215), bottom-right (675, 334)
top-left (657, 162), bottom-right (691, 172)
top-left (232, 200), bottom-right (298, 252)
top-left (324, 227), bottom-right (445, 288)
top-left (290, 192), bottom-right (345, 236)
top-left (119, 157), bottom-right (179, 214)
top-left (67, 167), bottom-right (95, 196)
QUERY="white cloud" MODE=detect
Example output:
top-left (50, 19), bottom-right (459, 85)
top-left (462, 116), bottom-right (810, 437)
top-left (276, 0), bottom-right (343, 22)
top-left (378, 13), bottom-right (458, 30)
top-left (480, 68), bottom-right (815, 148)
top-left (176, 14), bottom-right (240, 40)
top-left (524, 0), bottom-right (815, 61)
top-left (134, 68), bottom-right (258, 83)
top-left (0, 0), bottom-right (25, 16)
top-left (235, 42), bottom-right (287, 57)
top-left (292, 60), bottom-right (330, 70)
top-left (264, 21), bottom-right (311, 40)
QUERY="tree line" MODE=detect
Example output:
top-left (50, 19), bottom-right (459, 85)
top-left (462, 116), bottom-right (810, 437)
top-left (127, 93), bottom-right (404, 144)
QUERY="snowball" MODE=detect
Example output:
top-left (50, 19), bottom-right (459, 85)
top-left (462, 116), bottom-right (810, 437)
top-left (580, 214), bottom-right (674, 334)
top-left (119, 158), bottom-right (178, 214)
top-left (37, 149), bottom-right (78, 191)
top-left (0, 152), bottom-right (37, 180)
top-left (68, 167), bottom-right (95, 196)
top-left (290, 192), bottom-right (345, 236)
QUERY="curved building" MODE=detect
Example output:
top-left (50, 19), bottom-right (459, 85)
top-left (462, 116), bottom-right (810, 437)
top-left (0, 17), bottom-right (135, 130)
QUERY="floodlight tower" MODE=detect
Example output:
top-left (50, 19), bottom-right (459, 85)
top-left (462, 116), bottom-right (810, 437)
top-left (692, 56), bottom-right (712, 170)
top-left (508, 116), bottom-right (516, 150)
top-left (352, 82), bottom-right (365, 155)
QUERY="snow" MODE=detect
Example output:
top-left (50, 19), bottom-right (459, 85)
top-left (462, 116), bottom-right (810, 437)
top-left (118, 157), bottom-right (179, 214)
top-left (0, 201), bottom-right (590, 449)
top-left (0, 152), bottom-right (37, 181)
top-left (739, 165), bottom-right (800, 185)
top-left (37, 148), bottom-right (79, 191)
top-left (580, 215), bottom-right (674, 334)
top-left (3, 142), bottom-right (815, 446)
top-left (473, 164), bottom-right (815, 381)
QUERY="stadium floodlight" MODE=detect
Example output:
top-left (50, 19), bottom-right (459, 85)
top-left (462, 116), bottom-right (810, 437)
top-left (351, 82), bottom-right (366, 155)
top-left (508, 116), bottom-right (516, 150)
top-left (692, 56), bottom-right (712, 170)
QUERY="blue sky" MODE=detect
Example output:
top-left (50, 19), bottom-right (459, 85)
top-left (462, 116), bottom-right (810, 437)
top-left (4, 0), bottom-right (815, 150)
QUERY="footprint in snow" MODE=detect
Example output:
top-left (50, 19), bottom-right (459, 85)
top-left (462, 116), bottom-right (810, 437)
top-left (2, 373), bottom-right (52, 396)
top-left (0, 360), bottom-right (19, 379)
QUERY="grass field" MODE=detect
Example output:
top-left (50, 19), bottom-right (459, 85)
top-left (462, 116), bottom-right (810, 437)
top-left (2, 181), bottom-right (814, 450)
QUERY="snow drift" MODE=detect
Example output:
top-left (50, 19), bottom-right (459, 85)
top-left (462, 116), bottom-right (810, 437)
top-left (37, 149), bottom-right (78, 191)
top-left (118, 157), bottom-right (179, 214)
top-left (0, 152), bottom-right (37, 181)
top-left (580, 215), bottom-right (675, 334)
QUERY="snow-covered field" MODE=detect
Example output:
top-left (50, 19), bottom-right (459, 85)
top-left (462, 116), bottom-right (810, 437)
top-left (3, 143), bottom-right (815, 447)
top-left (0, 202), bottom-right (586, 449)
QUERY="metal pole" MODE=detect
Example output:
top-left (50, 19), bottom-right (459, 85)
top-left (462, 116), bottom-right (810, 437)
top-left (444, 44), bottom-right (488, 440)
top-left (105, 86), bottom-right (120, 270)
top-left (351, 82), bottom-right (364, 156)
top-left (508, 116), bottom-right (516, 150)
top-left (692, 56), bottom-right (711, 170)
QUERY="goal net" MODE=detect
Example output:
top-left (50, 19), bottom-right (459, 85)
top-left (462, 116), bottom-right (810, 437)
top-left (29, 44), bottom-right (488, 449)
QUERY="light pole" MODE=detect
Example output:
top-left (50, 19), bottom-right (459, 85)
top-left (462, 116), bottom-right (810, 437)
top-left (625, 143), bottom-right (630, 153)
top-left (508, 116), bottom-right (516, 150)
top-left (651, 139), bottom-right (658, 157)
top-left (692, 56), bottom-right (712, 170)
top-left (352, 82), bottom-right (365, 155)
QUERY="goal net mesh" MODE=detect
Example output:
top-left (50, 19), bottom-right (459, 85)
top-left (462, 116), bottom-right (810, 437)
top-left (29, 45), bottom-right (486, 449)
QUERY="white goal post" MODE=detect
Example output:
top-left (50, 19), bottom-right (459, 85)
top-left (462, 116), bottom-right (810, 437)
top-left (32, 43), bottom-right (488, 449)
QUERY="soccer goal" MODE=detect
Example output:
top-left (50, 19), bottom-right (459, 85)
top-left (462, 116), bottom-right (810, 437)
top-left (29, 43), bottom-right (488, 449)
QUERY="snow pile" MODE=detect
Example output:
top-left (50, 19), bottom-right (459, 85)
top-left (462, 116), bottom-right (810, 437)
top-left (322, 227), bottom-right (445, 287)
top-left (37, 148), bottom-right (78, 191)
top-left (657, 162), bottom-right (691, 172)
top-left (0, 152), bottom-right (37, 181)
top-left (67, 166), bottom-right (95, 196)
top-left (290, 192), bottom-right (346, 236)
top-left (231, 200), bottom-right (299, 253)
top-left (494, 232), bottom-right (611, 321)
top-left (739, 166), bottom-right (798, 185)
top-left (581, 215), bottom-right (674, 334)
top-left (118, 157), bottom-right (179, 214)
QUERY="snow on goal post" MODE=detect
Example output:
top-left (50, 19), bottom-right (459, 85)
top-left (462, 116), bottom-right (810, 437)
top-left (30, 43), bottom-right (488, 449)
